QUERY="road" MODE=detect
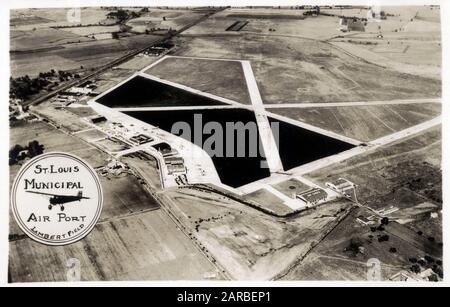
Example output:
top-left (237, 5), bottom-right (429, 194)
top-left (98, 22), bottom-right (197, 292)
top-left (264, 98), bottom-right (441, 109)
top-left (241, 60), bottom-right (284, 174)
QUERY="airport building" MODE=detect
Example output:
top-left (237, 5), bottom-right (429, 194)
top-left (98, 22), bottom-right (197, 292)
top-left (296, 188), bottom-right (328, 206)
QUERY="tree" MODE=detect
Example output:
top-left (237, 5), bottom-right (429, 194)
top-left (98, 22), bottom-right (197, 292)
top-left (381, 217), bottom-right (389, 225)
top-left (410, 264), bottom-right (421, 274)
top-left (378, 234), bottom-right (389, 243)
top-left (424, 255), bottom-right (435, 264)
top-left (27, 140), bottom-right (44, 158)
top-left (345, 237), bottom-right (364, 256)
top-left (9, 144), bottom-right (24, 165)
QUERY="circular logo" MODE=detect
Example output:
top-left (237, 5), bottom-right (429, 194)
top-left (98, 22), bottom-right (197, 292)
top-left (11, 152), bottom-right (103, 246)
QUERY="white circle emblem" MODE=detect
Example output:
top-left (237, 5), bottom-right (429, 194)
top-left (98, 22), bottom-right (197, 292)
top-left (11, 152), bottom-right (103, 246)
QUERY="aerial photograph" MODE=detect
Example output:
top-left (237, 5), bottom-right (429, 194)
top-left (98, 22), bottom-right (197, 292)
top-left (8, 4), bottom-right (443, 282)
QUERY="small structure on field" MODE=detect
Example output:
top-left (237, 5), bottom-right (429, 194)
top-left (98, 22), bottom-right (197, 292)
top-left (326, 178), bottom-right (358, 199)
top-left (296, 188), bottom-right (328, 206)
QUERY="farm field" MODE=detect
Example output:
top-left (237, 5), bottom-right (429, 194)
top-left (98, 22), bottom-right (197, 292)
top-left (11, 34), bottom-right (162, 78)
top-left (98, 174), bottom-right (160, 220)
top-left (9, 120), bottom-right (108, 171)
top-left (11, 28), bottom-right (93, 52)
top-left (10, 8), bottom-right (112, 30)
top-left (144, 56), bottom-right (252, 104)
top-left (183, 8), bottom-right (341, 39)
top-left (9, 210), bottom-right (220, 282)
top-left (60, 25), bottom-right (121, 39)
top-left (268, 103), bottom-right (441, 142)
top-left (126, 9), bottom-right (210, 33)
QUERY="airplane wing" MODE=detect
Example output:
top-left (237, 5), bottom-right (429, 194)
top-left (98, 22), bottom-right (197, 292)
top-left (26, 190), bottom-right (58, 197)
top-left (26, 191), bottom-right (90, 199)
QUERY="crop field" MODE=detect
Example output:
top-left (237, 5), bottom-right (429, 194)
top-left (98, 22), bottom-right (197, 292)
top-left (173, 34), bottom-right (441, 104)
top-left (144, 56), bottom-right (252, 104)
top-left (10, 15), bottom-right (52, 26)
top-left (269, 103), bottom-right (441, 142)
top-left (11, 34), bottom-right (162, 77)
top-left (9, 210), bottom-right (220, 282)
top-left (9, 119), bottom-right (108, 169)
top-left (11, 8), bottom-right (112, 30)
top-left (183, 8), bottom-right (341, 39)
top-left (98, 174), bottom-right (160, 220)
top-left (60, 25), bottom-right (121, 38)
top-left (126, 9), bottom-right (209, 33)
top-left (11, 28), bottom-right (92, 51)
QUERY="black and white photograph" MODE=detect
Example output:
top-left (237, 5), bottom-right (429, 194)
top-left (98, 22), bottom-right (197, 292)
top-left (1, 0), bottom-right (449, 290)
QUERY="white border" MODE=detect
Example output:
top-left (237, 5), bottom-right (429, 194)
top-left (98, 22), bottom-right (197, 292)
top-left (1, 0), bottom-right (449, 287)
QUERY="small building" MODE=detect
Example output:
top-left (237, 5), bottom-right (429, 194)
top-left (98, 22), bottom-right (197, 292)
top-left (356, 215), bottom-right (376, 226)
top-left (165, 156), bottom-right (184, 165)
top-left (130, 134), bottom-right (153, 145)
top-left (389, 270), bottom-right (422, 282)
top-left (153, 142), bottom-right (172, 156)
top-left (376, 206), bottom-right (399, 216)
top-left (326, 178), bottom-right (356, 195)
top-left (297, 188), bottom-right (328, 206)
top-left (68, 86), bottom-right (93, 95)
top-left (90, 115), bottom-right (107, 124)
top-left (167, 163), bottom-right (186, 175)
top-left (390, 269), bottom-right (440, 282)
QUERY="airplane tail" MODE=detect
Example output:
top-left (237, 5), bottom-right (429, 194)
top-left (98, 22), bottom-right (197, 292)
top-left (77, 191), bottom-right (82, 198)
